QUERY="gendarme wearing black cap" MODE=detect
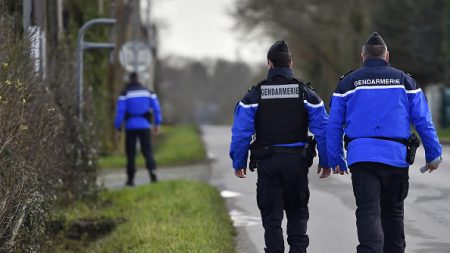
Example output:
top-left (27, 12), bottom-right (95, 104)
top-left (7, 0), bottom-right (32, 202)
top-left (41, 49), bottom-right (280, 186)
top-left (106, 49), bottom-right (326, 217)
top-left (327, 30), bottom-right (443, 253)
top-left (230, 38), bottom-right (331, 252)
top-left (362, 32), bottom-right (389, 60)
top-left (267, 40), bottom-right (292, 68)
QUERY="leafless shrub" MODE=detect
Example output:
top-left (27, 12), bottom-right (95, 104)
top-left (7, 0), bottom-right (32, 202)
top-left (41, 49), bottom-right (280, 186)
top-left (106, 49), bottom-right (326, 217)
top-left (46, 46), bottom-right (99, 202)
top-left (0, 9), bottom-right (98, 252)
top-left (0, 18), bottom-right (62, 252)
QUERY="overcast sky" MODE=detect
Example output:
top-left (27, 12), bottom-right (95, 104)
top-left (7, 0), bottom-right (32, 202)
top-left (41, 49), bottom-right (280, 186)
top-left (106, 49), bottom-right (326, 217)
top-left (147, 0), bottom-right (271, 63)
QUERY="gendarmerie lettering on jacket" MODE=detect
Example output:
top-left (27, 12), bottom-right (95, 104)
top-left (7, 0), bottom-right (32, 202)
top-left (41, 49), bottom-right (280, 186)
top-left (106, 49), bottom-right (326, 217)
top-left (261, 84), bottom-right (300, 99)
top-left (353, 78), bottom-right (400, 86)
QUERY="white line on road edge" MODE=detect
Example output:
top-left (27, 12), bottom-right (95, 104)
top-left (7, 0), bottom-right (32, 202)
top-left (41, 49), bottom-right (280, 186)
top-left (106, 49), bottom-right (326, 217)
top-left (229, 209), bottom-right (261, 227)
top-left (220, 190), bottom-right (242, 198)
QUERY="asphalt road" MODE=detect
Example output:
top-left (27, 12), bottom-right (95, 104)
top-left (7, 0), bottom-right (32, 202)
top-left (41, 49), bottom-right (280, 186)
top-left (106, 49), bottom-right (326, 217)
top-left (202, 125), bottom-right (450, 253)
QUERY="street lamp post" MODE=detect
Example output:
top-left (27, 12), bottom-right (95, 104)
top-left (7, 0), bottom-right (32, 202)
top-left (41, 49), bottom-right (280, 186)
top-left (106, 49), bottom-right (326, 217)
top-left (76, 18), bottom-right (116, 121)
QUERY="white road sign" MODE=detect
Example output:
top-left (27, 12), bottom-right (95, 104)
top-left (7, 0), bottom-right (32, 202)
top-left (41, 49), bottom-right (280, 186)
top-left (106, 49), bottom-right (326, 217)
top-left (119, 40), bottom-right (153, 72)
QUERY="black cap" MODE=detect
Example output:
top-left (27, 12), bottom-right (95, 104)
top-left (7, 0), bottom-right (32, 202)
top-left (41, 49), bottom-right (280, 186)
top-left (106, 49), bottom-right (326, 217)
top-left (129, 72), bottom-right (138, 82)
top-left (267, 40), bottom-right (292, 67)
top-left (364, 32), bottom-right (386, 46)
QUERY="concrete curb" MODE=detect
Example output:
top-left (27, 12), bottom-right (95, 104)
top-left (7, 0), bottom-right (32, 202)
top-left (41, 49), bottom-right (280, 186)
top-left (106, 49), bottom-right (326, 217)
top-left (97, 163), bottom-right (211, 190)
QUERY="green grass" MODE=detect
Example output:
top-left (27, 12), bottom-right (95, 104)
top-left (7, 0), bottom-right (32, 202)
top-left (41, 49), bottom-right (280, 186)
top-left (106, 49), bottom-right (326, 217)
top-left (437, 128), bottom-right (450, 142)
top-left (99, 125), bottom-right (207, 169)
top-left (51, 180), bottom-right (236, 253)
top-left (410, 127), bottom-right (450, 143)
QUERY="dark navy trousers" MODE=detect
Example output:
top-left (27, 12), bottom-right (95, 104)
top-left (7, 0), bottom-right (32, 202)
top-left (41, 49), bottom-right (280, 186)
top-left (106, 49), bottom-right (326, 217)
top-left (257, 152), bottom-right (310, 253)
top-left (125, 129), bottom-right (156, 181)
top-left (350, 162), bottom-right (409, 253)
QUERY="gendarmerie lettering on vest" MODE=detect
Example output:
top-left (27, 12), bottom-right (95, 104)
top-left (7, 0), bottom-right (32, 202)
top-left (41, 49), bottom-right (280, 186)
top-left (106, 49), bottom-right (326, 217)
top-left (261, 84), bottom-right (300, 99)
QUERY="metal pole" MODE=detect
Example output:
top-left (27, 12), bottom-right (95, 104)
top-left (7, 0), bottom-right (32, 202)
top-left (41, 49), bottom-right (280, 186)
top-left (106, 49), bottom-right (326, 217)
top-left (76, 18), bottom-right (116, 121)
top-left (57, 0), bottom-right (64, 41)
top-left (23, 0), bottom-right (32, 31)
top-left (446, 1), bottom-right (450, 84)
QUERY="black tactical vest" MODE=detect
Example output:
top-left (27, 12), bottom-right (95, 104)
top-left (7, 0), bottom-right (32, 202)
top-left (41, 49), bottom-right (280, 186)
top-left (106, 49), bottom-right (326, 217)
top-left (255, 76), bottom-right (308, 145)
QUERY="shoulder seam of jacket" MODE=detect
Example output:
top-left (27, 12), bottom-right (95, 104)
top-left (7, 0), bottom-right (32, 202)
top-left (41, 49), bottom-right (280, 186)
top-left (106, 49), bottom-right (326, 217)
top-left (333, 85), bottom-right (422, 97)
top-left (238, 101), bottom-right (258, 108)
top-left (303, 100), bottom-right (324, 108)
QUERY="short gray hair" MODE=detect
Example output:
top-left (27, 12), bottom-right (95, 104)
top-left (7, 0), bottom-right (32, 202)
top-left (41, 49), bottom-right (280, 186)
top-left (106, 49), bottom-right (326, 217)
top-left (362, 44), bottom-right (387, 58)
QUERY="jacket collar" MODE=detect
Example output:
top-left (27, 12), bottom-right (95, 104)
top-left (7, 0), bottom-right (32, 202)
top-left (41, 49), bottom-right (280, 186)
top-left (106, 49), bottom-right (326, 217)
top-left (128, 81), bottom-right (142, 86)
top-left (363, 58), bottom-right (390, 67)
top-left (267, 67), bottom-right (294, 80)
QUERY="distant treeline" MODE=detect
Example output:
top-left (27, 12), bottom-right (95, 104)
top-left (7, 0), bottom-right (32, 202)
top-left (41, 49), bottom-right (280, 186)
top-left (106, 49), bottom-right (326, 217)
top-left (158, 1), bottom-right (450, 125)
top-left (157, 56), bottom-right (263, 124)
top-left (234, 0), bottom-right (450, 100)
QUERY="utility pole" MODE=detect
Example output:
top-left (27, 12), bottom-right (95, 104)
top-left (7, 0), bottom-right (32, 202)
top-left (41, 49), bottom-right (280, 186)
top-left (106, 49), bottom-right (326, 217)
top-left (23, 0), bottom-right (47, 78)
top-left (445, 0), bottom-right (450, 85)
top-left (98, 0), bottom-right (104, 15)
top-left (23, 0), bottom-right (31, 30)
top-left (57, 0), bottom-right (64, 41)
top-left (46, 0), bottom-right (60, 47)
top-left (110, 0), bottom-right (129, 148)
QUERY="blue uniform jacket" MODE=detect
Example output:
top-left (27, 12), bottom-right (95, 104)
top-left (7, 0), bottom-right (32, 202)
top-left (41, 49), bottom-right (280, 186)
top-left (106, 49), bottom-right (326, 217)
top-left (327, 58), bottom-right (442, 170)
top-left (114, 82), bottom-right (162, 130)
top-left (230, 68), bottom-right (329, 170)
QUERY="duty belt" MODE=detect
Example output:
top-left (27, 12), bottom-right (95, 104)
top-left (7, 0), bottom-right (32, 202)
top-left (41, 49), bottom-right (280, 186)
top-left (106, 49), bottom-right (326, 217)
top-left (344, 134), bottom-right (420, 165)
top-left (344, 135), bottom-right (408, 150)
top-left (125, 111), bottom-right (151, 121)
top-left (272, 146), bottom-right (305, 154)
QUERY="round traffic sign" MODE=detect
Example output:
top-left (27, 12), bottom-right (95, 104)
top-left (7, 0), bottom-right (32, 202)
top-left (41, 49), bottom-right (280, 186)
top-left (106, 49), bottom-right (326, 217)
top-left (119, 40), bottom-right (153, 72)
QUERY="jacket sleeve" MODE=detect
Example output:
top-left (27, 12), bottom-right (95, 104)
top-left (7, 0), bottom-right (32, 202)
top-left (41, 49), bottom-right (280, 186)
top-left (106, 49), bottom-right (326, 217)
top-left (304, 87), bottom-right (329, 167)
top-left (150, 93), bottom-right (162, 125)
top-left (230, 88), bottom-right (259, 170)
top-left (326, 86), bottom-right (348, 170)
top-left (114, 93), bottom-right (126, 130)
top-left (406, 77), bottom-right (442, 162)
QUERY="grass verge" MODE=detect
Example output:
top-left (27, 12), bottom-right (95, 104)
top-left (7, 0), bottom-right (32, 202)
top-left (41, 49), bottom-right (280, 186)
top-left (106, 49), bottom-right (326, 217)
top-left (50, 180), bottom-right (235, 253)
top-left (437, 128), bottom-right (450, 143)
top-left (99, 125), bottom-right (207, 169)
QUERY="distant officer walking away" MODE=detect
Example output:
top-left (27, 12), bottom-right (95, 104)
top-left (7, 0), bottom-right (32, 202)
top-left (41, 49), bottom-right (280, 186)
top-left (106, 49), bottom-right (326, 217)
top-left (115, 72), bottom-right (162, 186)
top-left (230, 41), bottom-right (331, 253)
top-left (327, 33), bottom-right (443, 253)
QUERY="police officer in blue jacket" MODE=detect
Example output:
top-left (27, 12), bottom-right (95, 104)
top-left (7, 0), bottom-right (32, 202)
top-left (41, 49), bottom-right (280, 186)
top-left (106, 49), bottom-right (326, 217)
top-left (115, 72), bottom-right (162, 186)
top-left (230, 41), bottom-right (330, 253)
top-left (327, 33), bottom-right (443, 253)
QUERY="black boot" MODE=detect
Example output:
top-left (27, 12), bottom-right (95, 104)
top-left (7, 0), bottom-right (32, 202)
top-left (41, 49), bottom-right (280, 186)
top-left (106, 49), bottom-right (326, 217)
top-left (150, 171), bottom-right (158, 183)
top-left (126, 178), bottom-right (134, 187)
